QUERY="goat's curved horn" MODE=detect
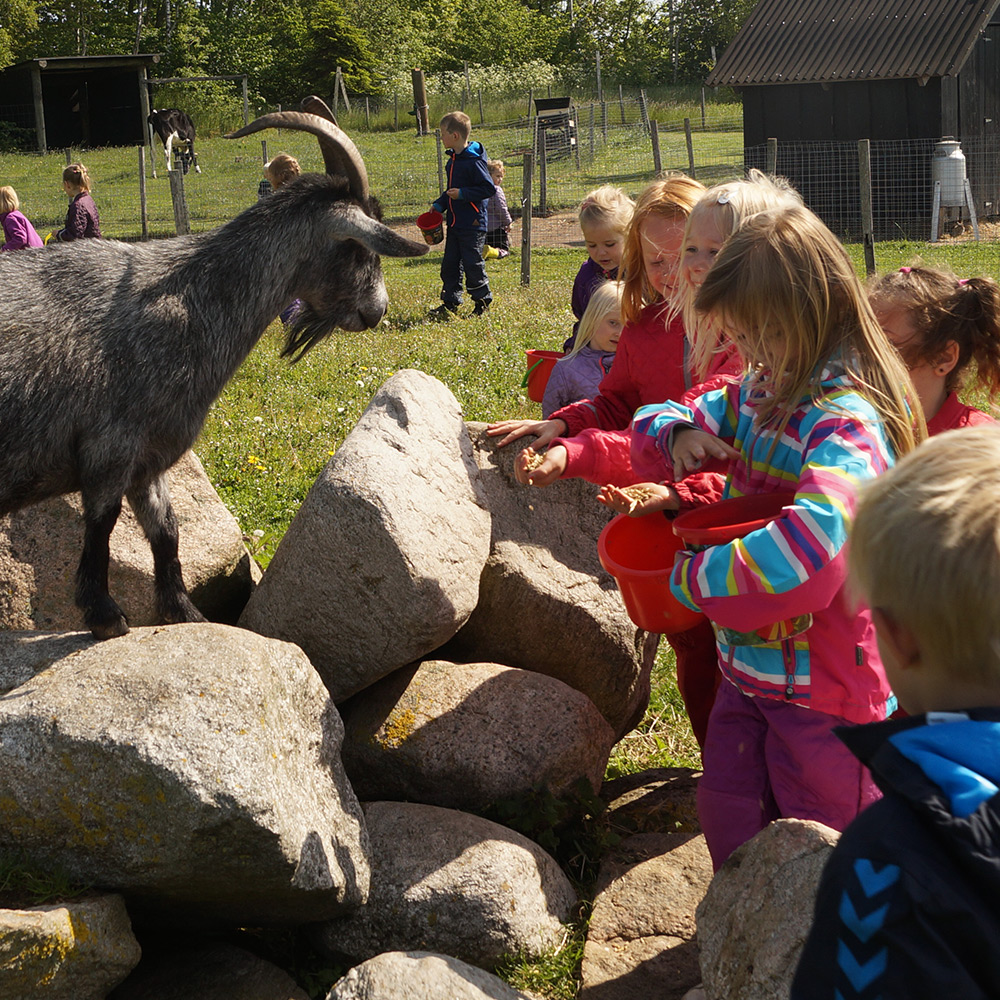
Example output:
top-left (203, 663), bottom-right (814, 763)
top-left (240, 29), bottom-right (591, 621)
top-left (225, 111), bottom-right (369, 201)
top-left (299, 95), bottom-right (337, 126)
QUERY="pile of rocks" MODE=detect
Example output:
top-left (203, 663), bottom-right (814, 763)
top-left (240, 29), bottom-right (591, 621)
top-left (0, 371), bottom-right (828, 1000)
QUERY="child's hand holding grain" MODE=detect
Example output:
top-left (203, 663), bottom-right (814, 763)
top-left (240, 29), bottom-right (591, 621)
top-left (597, 482), bottom-right (679, 516)
top-left (515, 445), bottom-right (568, 486)
top-left (671, 427), bottom-right (740, 476)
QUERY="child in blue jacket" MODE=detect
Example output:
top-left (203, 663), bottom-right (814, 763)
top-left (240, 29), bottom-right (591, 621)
top-left (792, 425), bottom-right (1000, 1000)
top-left (428, 111), bottom-right (496, 320)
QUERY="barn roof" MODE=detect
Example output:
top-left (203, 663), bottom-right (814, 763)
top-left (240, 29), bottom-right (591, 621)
top-left (706, 0), bottom-right (1000, 88)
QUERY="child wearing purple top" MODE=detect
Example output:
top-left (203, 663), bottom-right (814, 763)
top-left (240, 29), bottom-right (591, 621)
top-left (484, 159), bottom-right (512, 259)
top-left (56, 163), bottom-right (101, 241)
top-left (0, 186), bottom-right (44, 250)
top-left (543, 280), bottom-right (622, 417)
top-left (564, 185), bottom-right (634, 352)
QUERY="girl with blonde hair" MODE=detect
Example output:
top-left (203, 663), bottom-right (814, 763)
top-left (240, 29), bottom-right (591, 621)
top-left (541, 281), bottom-right (623, 418)
top-left (0, 186), bottom-right (43, 250)
top-left (623, 204), bottom-right (920, 869)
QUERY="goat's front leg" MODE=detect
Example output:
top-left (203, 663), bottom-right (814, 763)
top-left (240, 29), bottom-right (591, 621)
top-left (76, 496), bottom-right (130, 640)
top-left (127, 474), bottom-right (207, 626)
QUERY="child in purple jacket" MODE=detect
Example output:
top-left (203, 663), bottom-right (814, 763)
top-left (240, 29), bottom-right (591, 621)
top-left (542, 280), bottom-right (622, 418)
top-left (563, 185), bottom-right (634, 352)
top-left (56, 163), bottom-right (101, 241)
top-left (0, 186), bottom-right (44, 250)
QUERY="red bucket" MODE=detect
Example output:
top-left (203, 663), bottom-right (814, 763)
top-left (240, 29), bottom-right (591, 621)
top-left (598, 513), bottom-right (705, 634)
top-left (672, 492), bottom-right (798, 547)
top-left (523, 349), bottom-right (565, 402)
top-left (416, 210), bottom-right (444, 245)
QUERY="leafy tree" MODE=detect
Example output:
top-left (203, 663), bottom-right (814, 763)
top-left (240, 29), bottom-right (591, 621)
top-left (298, 0), bottom-right (379, 95)
top-left (0, 0), bottom-right (38, 68)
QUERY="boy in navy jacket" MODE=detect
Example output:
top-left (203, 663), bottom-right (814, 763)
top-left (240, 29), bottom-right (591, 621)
top-left (428, 111), bottom-right (496, 319)
top-left (791, 425), bottom-right (1000, 1000)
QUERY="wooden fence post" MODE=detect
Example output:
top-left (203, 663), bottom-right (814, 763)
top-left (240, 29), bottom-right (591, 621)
top-left (601, 101), bottom-right (608, 142)
top-left (589, 103), bottom-right (595, 157)
top-left (521, 151), bottom-right (533, 287)
top-left (168, 169), bottom-right (190, 236)
top-left (650, 120), bottom-right (662, 174)
top-left (684, 117), bottom-right (696, 178)
top-left (394, 93), bottom-right (399, 131)
top-left (535, 117), bottom-right (548, 218)
top-left (365, 96), bottom-right (370, 129)
top-left (858, 139), bottom-right (876, 276)
top-left (435, 130), bottom-right (445, 193)
top-left (618, 85), bottom-right (626, 126)
top-left (261, 140), bottom-right (268, 164)
top-left (478, 89), bottom-right (485, 125)
top-left (412, 69), bottom-right (429, 136)
top-left (138, 146), bottom-right (149, 241)
top-left (639, 89), bottom-right (650, 132)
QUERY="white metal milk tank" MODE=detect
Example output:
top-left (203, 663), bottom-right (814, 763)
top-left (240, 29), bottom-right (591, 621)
top-left (932, 137), bottom-right (967, 207)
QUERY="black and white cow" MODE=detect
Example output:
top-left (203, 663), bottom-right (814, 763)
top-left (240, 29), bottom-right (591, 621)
top-left (147, 109), bottom-right (201, 175)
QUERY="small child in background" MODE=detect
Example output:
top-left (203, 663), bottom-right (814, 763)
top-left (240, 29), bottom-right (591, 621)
top-left (563, 185), bottom-right (634, 351)
top-left (428, 110), bottom-right (496, 320)
top-left (258, 152), bottom-right (301, 200)
top-left (55, 163), bottom-right (101, 241)
top-left (256, 153), bottom-right (303, 323)
top-left (0, 186), bottom-right (44, 250)
top-left (869, 264), bottom-right (1000, 432)
top-left (792, 425), bottom-right (1000, 1000)
top-left (629, 205), bottom-right (920, 870)
top-left (542, 280), bottom-right (623, 418)
top-left (484, 159), bottom-right (512, 259)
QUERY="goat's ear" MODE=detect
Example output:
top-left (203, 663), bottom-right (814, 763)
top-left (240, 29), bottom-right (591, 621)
top-left (332, 206), bottom-right (429, 258)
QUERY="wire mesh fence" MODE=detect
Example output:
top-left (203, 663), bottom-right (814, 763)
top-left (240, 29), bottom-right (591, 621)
top-left (3, 103), bottom-right (999, 275)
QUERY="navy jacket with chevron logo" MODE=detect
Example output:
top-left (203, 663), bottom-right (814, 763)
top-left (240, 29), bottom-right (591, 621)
top-left (791, 708), bottom-right (1000, 999)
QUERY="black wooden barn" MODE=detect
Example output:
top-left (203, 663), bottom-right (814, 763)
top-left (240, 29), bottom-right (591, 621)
top-left (707, 0), bottom-right (1000, 237)
top-left (0, 54), bottom-right (162, 153)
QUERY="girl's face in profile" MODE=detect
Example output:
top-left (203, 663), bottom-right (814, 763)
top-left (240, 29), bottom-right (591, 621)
top-left (590, 309), bottom-right (623, 352)
top-left (640, 214), bottom-right (686, 297)
top-left (583, 223), bottom-right (625, 274)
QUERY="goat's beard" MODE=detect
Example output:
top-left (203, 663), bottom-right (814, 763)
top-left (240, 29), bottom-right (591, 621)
top-left (280, 302), bottom-right (337, 362)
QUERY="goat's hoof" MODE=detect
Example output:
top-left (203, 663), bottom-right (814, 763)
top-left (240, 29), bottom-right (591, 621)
top-left (159, 595), bottom-right (208, 625)
top-left (90, 616), bottom-right (130, 640)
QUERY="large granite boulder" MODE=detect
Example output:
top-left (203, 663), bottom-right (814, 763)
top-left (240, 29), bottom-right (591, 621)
top-left (240, 371), bottom-right (491, 702)
top-left (327, 951), bottom-right (536, 1000)
top-left (697, 819), bottom-right (839, 1000)
top-left (339, 659), bottom-right (615, 810)
top-left (0, 623), bottom-right (370, 927)
top-left (0, 894), bottom-right (140, 1000)
top-left (581, 832), bottom-right (712, 1000)
top-left (316, 801), bottom-right (577, 970)
top-left (441, 425), bottom-right (659, 737)
top-left (0, 451), bottom-right (259, 631)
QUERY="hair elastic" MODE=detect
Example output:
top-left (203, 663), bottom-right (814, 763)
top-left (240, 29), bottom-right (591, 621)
top-left (717, 191), bottom-right (731, 205)
top-left (958, 278), bottom-right (969, 286)
top-left (898, 266), bottom-right (912, 274)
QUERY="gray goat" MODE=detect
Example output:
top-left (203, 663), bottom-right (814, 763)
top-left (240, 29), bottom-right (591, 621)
top-left (0, 109), bottom-right (428, 639)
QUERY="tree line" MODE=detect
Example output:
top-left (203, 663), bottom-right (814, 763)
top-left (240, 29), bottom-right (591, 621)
top-left (1, 0), bottom-right (755, 111)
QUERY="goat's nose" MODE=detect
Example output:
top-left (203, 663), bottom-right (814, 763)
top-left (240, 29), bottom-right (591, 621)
top-left (361, 303), bottom-right (386, 329)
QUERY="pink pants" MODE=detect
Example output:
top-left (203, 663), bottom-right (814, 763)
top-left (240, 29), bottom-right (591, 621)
top-left (696, 677), bottom-right (881, 870)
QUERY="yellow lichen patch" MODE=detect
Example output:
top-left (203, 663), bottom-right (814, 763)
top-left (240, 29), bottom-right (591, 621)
top-left (378, 707), bottom-right (418, 748)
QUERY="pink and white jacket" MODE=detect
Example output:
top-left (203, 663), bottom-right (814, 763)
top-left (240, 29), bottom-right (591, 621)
top-left (632, 361), bottom-right (897, 725)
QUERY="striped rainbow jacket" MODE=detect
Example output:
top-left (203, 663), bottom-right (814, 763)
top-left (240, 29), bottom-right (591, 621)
top-left (632, 363), bottom-right (897, 725)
